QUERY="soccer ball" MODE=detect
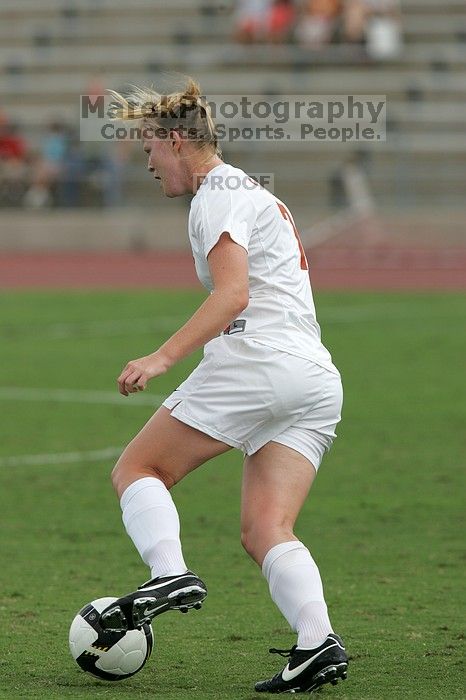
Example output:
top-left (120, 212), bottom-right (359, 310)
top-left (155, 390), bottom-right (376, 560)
top-left (69, 597), bottom-right (154, 681)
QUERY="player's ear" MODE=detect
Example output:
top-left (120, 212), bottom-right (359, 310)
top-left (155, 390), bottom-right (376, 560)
top-left (170, 130), bottom-right (183, 154)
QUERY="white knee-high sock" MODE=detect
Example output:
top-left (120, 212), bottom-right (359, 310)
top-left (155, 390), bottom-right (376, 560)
top-left (262, 541), bottom-right (333, 649)
top-left (120, 476), bottom-right (188, 579)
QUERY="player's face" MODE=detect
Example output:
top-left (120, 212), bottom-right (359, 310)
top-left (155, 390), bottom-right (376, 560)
top-left (143, 134), bottom-right (189, 198)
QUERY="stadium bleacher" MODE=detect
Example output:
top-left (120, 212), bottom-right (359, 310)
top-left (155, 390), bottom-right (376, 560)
top-left (0, 0), bottom-right (465, 216)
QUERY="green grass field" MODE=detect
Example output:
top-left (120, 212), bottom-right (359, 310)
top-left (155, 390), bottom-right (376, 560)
top-left (0, 290), bottom-right (464, 699)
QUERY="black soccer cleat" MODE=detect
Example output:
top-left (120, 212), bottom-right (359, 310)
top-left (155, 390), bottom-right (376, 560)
top-left (99, 571), bottom-right (207, 632)
top-left (255, 633), bottom-right (348, 694)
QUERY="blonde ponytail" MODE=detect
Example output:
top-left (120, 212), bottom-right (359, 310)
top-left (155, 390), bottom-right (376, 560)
top-left (107, 77), bottom-right (221, 159)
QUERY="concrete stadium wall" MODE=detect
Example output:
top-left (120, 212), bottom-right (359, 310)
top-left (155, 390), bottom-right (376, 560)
top-left (0, 208), bottom-right (191, 251)
top-left (0, 208), bottom-right (464, 252)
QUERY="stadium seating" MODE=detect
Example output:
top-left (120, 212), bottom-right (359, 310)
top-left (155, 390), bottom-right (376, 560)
top-left (1, 0), bottom-right (465, 212)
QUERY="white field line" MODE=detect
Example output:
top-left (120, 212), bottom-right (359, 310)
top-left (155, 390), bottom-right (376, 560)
top-left (0, 316), bottom-right (189, 339)
top-left (0, 303), bottom-right (441, 341)
top-left (0, 446), bottom-right (124, 468)
top-left (0, 387), bottom-right (166, 406)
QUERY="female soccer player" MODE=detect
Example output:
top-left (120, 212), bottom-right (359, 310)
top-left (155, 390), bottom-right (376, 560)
top-left (100, 78), bottom-right (348, 694)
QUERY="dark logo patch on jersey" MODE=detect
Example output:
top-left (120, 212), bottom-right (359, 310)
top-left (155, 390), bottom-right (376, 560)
top-left (223, 319), bottom-right (246, 335)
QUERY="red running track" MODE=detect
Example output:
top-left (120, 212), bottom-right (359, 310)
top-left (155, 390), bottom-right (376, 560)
top-left (1, 249), bottom-right (465, 290)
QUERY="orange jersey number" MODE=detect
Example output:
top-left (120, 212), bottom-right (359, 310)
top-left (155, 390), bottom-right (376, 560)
top-left (276, 202), bottom-right (308, 271)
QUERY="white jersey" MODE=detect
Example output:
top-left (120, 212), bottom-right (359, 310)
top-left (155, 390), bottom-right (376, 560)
top-left (188, 162), bottom-right (339, 375)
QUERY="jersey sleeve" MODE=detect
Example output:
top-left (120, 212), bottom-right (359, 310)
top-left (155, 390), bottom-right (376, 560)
top-left (197, 188), bottom-right (256, 259)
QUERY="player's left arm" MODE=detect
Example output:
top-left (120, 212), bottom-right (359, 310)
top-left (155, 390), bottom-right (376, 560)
top-left (117, 232), bottom-right (249, 395)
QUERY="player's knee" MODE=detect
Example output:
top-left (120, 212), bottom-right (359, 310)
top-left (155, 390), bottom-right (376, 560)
top-left (241, 521), bottom-right (295, 561)
top-left (240, 535), bottom-right (251, 560)
top-left (110, 459), bottom-right (126, 495)
top-left (111, 457), bottom-right (175, 497)
top-left (241, 525), bottom-right (272, 565)
top-left (240, 524), bottom-right (260, 559)
top-left (150, 465), bottom-right (176, 490)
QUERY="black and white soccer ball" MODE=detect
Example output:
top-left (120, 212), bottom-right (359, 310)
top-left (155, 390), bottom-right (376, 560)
top-left (69, 597), bottom-right (154, 681)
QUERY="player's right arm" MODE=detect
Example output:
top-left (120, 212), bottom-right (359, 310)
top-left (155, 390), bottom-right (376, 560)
top-left (155, 230), bottom-right (249, 363)
top-left (117, 231), bottom-right (248, 396)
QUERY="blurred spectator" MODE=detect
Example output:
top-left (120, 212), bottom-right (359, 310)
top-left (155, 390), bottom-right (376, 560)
top-left (365, 0), bottom-right (402, 59)
top-left (343, 0), bottom-right (367, 44)
top-left (200, 1), bottom-right (229, 17)
top-left (60, 131), bottom-right (87, 207)
top-left (0, 115), bottom-right (27, 161)
top-left (0, 114), bottom-right (29, 206)
top-left (86, 73), bottom-right (106, 100)
top-left (98, 140), bottom-right (131, 208)
top-left (234, 0), bottom-right (271, 43)
top-left (60, 1), bottom-right (80, 43)
top-left (343, 0), bottom-right (401, 57)
top-left (24, 121), bottom-right (68, 208)
top-left (267, 0), bottom-right (297, 43)
top-left (295, 0), bottom-right (341, 49)
top-left (81, 74), bottom-right (131, 206)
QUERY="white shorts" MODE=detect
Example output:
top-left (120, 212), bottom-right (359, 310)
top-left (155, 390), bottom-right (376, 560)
top-left (163, 335), bottom-right (343, 470)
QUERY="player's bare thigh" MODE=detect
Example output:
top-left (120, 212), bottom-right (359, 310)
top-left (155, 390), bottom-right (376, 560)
top-left (240, 442), bottom-right (317, 566)
top-left (112, 405), bottom-right (232, 497)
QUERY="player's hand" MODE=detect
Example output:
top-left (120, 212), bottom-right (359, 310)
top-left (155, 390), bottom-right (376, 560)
top-left (117, 351), bottom-right (170, 396)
